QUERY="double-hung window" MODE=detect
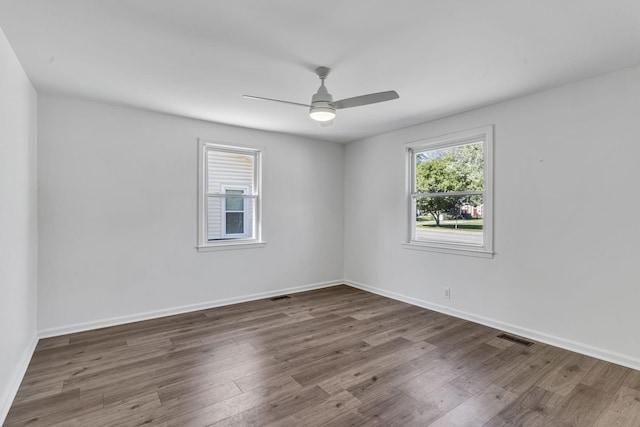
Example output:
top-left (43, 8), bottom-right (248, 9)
top-left (405, 126), bottom-right (493, 257)
top-left (197, 140), bottom-right (263, 250)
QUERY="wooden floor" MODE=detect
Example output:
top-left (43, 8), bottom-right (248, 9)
top-left (5, 286), bottom-right (640, 426)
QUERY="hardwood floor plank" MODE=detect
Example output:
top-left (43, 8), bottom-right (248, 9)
top-left (428, 383), bottom-right (518, 427)
top-left (60, 339), bottom-right (263, 394)
top-left (292, 337), bottom-right (416, 386)
top-left (593, 409), bottom-right (640, 427)
top-left (318, 341), bottom-right (436, 395)
top-left (207, 385), bottom-right (329, 426)
top-left (4, 389), bottom-right (104, 427)
top-left (28, 336), bottom-right (204, 386)
top-left (293, 294), bottom-right (399, 319)
top-left (581, 360), bottom-right (631, 395)
top-left (390, 383), bottom-right (472, 426)
top-left (550, 383), bottom-right (614, 426)
top-left (50, 392), bottom-right (161, 427)
top-left (401, 316), bottom-right (467, 343)
top-left (277, 304), bottom-right (437, 352)
top-left (399, 343), bottom-right (504, 400)
top-left (158, 380), bottom-right (241, 406)
top-left (34, 336), bottom-right (70, 351)
top-left (10, 380), bottom-right (63, 406)
top-left (99, 350), bottom-right (280, 406)
top-left (348, 300), bottom-right (413, 320)
top-left (235, 339), bottom-right (372, 393)
top-left (28, 341), bottom-right (89, 366)
top-left (29, 337), bottom-right (173, 376)
top-left (245, 315), bottom-right (357, 350)
top-left (130, 375), bottom-right (303, 426)
top-left (362, 310), bottom-right (449, 346)
top-left (424, 321), bottom-right (497, 351)
top-left (608, 385), bottom-right (640, 413)
top-left (279, 293), bottom-right (383, 319)
top-left (6, 285), bottom-right (640, 426)
top-left (537, 352), bottom-right (599, 396)
top-left (449, 344), bottom-right (541, 395)
top-left (346, 344), bottom-right (453, 401)
top-left (593, 386), bottom-right (640, 426)
top-left (357, 388), bottom-right (425, 426)
top-left (279, 305), bottom-right (442, 354)
top-left (485, 336), bottom-right (516, 350)
top-left (483, 386), bottom-right (563, 427)
top-left (197, 313), bottom-right (343, 348)
top-left (623, 369), bottom-right (640, 391)
top-left (266, 390), bottom-right (362, 427)
top-left (66, 311), bottom-right (209, 345)
top-left (272, 334), bottom-right (372, 364)
top-left (328, 411), bottom-right (369, 426)
top-left (5, 388), bottom-right (82, 424)
top-left (161, 312), bottom-right (301, 345)
top-left (493, 344), bottom-right (569, 395)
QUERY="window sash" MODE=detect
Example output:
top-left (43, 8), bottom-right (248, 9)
top-left (412, 190), bottom-right (483, 198)
top-left (207, 194), bottom-right (258, 199)
top-left (220, 186), bottom-right (250, 238)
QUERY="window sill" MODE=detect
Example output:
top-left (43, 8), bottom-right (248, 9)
top-left (402, 242), bottom-right (493, 258)
top-left (197, 241), bottom-right (266, 252)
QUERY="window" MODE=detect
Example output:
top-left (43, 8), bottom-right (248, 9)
top-left (405, 126), bottom-right (493, 257)
top-left (197, 140), bottom-right (263, 250)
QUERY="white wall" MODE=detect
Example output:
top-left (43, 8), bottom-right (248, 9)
top-left (345, 65), bottom-right (640, 368)
top-left (0, 28), bottom-right (38, 421)
top-left (38, 95), bottom-right (344, 333)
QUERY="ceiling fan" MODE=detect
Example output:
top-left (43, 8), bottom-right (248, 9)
top-left (243, 66), bottom-right (399, 126)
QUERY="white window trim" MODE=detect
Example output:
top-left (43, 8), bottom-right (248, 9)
top-left (220, 184), bottom-right (250, 238)
top-left (403, 125), bottom-right (494, 258)
top-left (197, 139), bottom-right (264, 251)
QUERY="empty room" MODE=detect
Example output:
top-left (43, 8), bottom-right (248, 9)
top-left (2, 1), bottom-right (640, 426)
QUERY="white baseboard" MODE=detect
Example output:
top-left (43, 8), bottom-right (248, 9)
top-left (1, 333), bottom-right (39, 425)
top-left (344, 279), bottom-right (640, 371)
top-left (38, 280), bottom-right (343, 338)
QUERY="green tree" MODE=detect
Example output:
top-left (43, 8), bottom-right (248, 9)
top-left (448, 143), bottom-right (484, 190)
top-left (415, 143), bottom-right (483, 226)
top-left (416, 157), bottom-right (470, 225)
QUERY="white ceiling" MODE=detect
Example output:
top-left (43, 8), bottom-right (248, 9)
top-left (1, 1), bottom-right (639, 143)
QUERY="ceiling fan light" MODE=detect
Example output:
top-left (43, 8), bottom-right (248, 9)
top-left (309, 100), bottom-right (336, 122)
top-left (309, 107), bottom-right (336, 122)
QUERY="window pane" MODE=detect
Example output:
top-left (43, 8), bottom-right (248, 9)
top-left (226, 212), bottom-right (244, 234)
top-left (414, 141), bottom-right (483, 193)
top-left (225, 194), bottom-right (244, 211)
top-left (414, 195), bottom-right (483, 246)
top-left (207, 197), bottom-right (255, 240)
top-left (207, 150), bottom-right (255, 194)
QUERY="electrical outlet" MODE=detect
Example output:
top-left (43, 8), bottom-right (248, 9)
top-left (444, 288), bottom-right (451, 299)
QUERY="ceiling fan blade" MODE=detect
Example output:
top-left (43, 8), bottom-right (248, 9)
top-left (320, 119), bottom-right (334, 127)
top-left (333, 91), bottom-right (399, 109)
top-left (243, 95), bottom-right (310, 108)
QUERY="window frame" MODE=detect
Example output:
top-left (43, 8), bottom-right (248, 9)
top-left (403, 126), bottom-right (494, 258)
top-left (197, 139), bottom-right (264, 251)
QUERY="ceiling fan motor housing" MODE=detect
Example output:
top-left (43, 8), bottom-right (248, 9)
top-left (309, 83), bottom-right (336, 121)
